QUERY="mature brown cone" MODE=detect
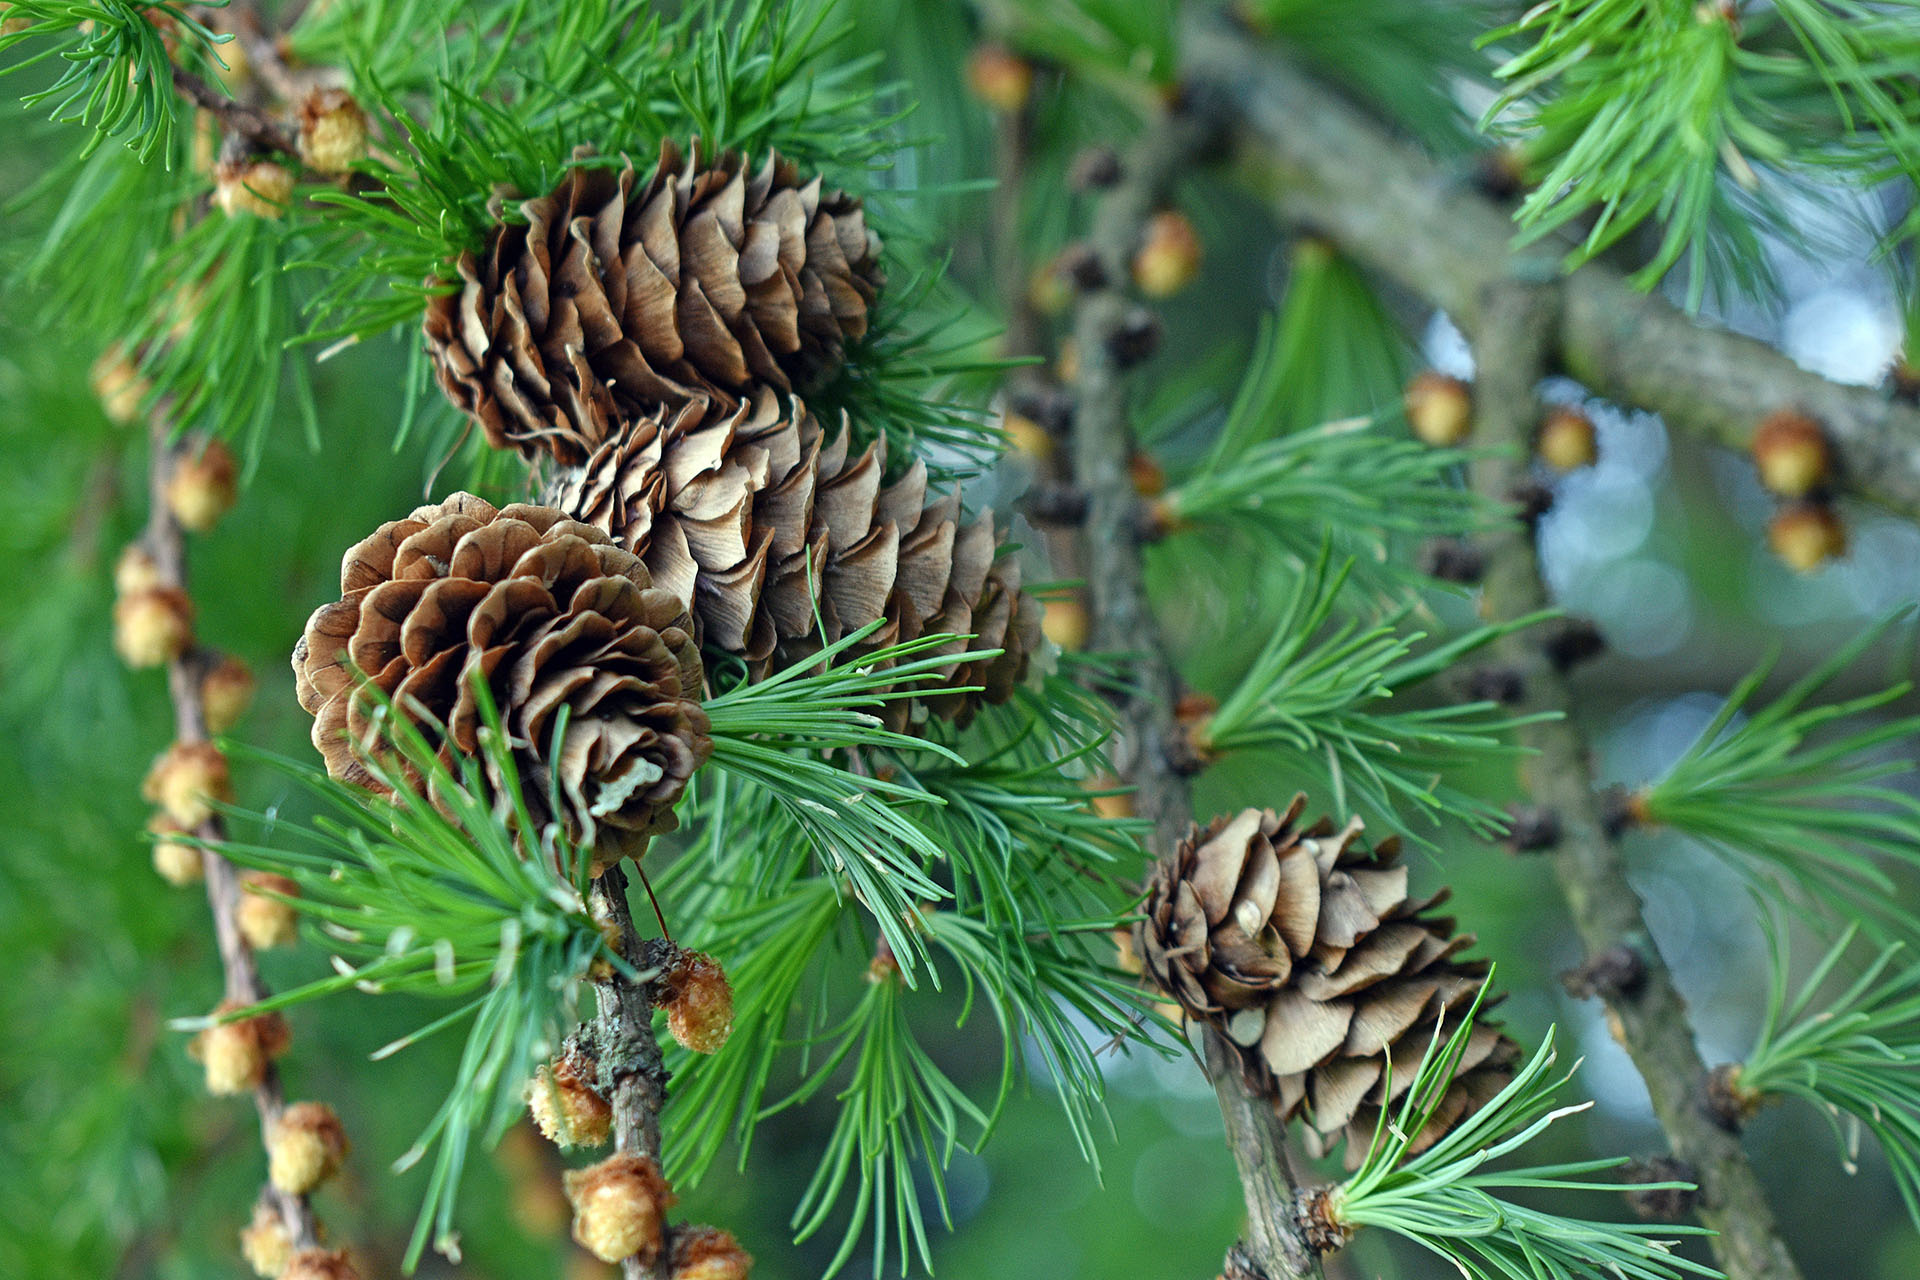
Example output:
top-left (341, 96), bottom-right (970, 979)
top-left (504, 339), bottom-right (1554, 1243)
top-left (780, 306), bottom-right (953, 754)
top-left (291, 493), bottom-right (712, 868)
top-left (1135, 798), bottom-right (1519, 1164)
top-left (549, 391), bottom-right (1041, 726)
top-left (425, 138), bottom-right (883, 467)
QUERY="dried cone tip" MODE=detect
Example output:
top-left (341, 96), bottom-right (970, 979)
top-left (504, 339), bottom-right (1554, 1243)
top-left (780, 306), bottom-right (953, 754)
top-left (565, 1154), bottom-right (675, 1264)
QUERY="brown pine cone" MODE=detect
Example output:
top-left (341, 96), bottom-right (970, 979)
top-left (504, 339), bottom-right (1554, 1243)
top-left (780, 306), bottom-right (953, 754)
top-left (549, 392), bottom-right (1041, 727)
top-left (291, 493), bottom-right (711, 869)
top-left (424, 139), bottom-right (883, 467)
top-left (1136, 798), bottom-right (1518, 1164)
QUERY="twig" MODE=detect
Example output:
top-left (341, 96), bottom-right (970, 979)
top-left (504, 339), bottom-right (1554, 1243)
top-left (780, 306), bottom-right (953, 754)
top-left (589, 865), bottom-right (671, 1280)
top-left (1067, 102), bottom-right (1323, 1280)
top-left (143, 416), bottom-right (321, 1256)
top-left (1463, 283), bottom-right (1806, 1280)
top-left (1183, 15), bottom-right (1920, 521)
top-left (169, 66), bottom-right (297, 158)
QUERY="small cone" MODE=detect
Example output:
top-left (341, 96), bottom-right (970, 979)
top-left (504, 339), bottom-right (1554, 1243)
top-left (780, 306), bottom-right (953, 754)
top-left (114, 587), bottom-right (195, 668)
top-left (1132, 211), bottom-right (1202, 298)
top-left (1404, 371), bottom-right (1472, 447)
top-left (298, 88), bottom-right (368, 174)
top-left (216, 159), bottom-right (295, 220)
top-left (92, 345), bottom-right (151, 425)
top-left (190, 1001), bottom-right (291, 1095)
top-left (149, 814), bottom-right (204, 887)
top-left (528, 1054), bottom-right (613, 1148)
top-left (165, 438), bottom-right (238, 531)
top-left (202, 655), bottom-right (257, 733)
top-left (237, 872), bottom-right (301, 950)
top-left (1751, 410), bottom-right (1831, 497)
top-left (114, 543), bottom-right (163, 596)
top-left (1135, 799), bottom-right (1517, 1164)
top-left (239, 1199), bottom-right (293, 1277)
top-left (1536, 405), bottom-right (1596, 470)
top-left (1768, 502), bottom-right (1846, 571)
top-left (662, 950), bottom-right (734, 1055)
top-left (143, 741), bottom-right (231, 828)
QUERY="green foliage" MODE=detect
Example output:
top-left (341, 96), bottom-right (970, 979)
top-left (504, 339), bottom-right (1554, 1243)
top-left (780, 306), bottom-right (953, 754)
top-left (1634, 615), bottom-right (1920, 937)
top-left (0, 0), bottom-right (224, 161)
top-left (1199, 545), bottom-right (1550, 840)
top-left (1332, 1005), bottom-right (1719, 1280)
top-left (198, 685), bottom-right (618, 1271)
top-left (983, 0), bottom-right (1177, 98)
top-left (1741, 924), bottom-right (1920, 1228)
top-left (1485, 0), bottom-right (1920, 306)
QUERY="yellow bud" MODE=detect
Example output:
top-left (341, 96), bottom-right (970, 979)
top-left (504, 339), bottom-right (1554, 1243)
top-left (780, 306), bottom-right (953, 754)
top-left (238, 872), bottom-right (302, 950)
top-left (91, 345), bottom-right (151, 425)
top-left (189, 1001), bottom-right (291, 1095)
top-left (1536, 404), bottom-right (1597, 471)
top-left (202, 654), bottom-right (257, 733)
top-left (216, 160), bottom-right (295, 220)
top-left (1404, 371), bottom-right (1473, 446)
top-left (663, 951), bottom-right (733, 1055)
top-left (1750, 409), bottom-right (1831, 498)
top-left (149, 814), bottom-right (204, 887)
top-left (1041, 598), bottom-right (1089, 652)
top-left (965, 44), bottom-right (1033, 113)
top-left (1000, 411), bottom-right (1052, 461)
top-left (115, 587), bottom-right (195, 668)
top-left (165, 438), bottom-right (239, 532)
top-left (1132, 210), bottom-right (1202, 298)
top-left (268, 1101), bottom-right (349, 1194)
top-left (668, 1225), bottom-right (753, 1280)
top-left (299, 88), bottom-right (369, 175)
top-left (1767, 503), bottom-right (1846, 572)
top-left (142, 741), bottom-right (232, 827)
top-left (114, 543), bottom-right (164, 597)
top-left (527, 1057), bottom-right (612, 1148)
top-left (281, 1248), bottom-right (361, 1280)
top-left (239, 1201), bottom-right (293, 1278)
top-left (565, 1154), bottom-right (675, 1265)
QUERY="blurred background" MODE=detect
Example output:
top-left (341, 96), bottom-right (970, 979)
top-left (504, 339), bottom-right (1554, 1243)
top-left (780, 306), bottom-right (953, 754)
top-left (3, 2), bottom-right (1919, 1278)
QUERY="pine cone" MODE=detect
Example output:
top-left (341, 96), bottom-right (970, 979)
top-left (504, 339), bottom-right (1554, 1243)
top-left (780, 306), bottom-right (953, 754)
top-left (291, 493), bottom-right (711, 868)
top-left (425, 139), bottom-right (883, 467)
top-left (1136, 798), bottom-right (1518, 1164)
top-left (549, 392), bottom-right (1041, 726)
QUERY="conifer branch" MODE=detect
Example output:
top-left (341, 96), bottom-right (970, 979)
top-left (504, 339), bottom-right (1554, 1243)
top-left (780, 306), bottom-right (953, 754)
top-left (168, 65), bottom-right (296, 158)
top-left (1067, 100), bottom-right (1323, 1280)
top-left (142, 414), bottom-right (323, 1259)
top-left (1458, 281), bottom-right (1804, 1280)
top-left (1182, 15), bottom-right (1920, 522)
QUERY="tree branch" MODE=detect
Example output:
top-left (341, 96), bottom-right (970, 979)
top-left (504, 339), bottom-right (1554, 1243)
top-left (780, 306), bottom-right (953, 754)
top-left (1463, 283), bottom-right (1806, 1280)
top-left (169, 66), bottom-right (297, 158)
top-left (1182, 16), bottom-right (1920, 520)
top-left (589, 866), bottom-right (671, 1280)
top-left (1068, 102), bottom-right (1323, 1280)
top-left (143, 418), bottom-right (321, 1257)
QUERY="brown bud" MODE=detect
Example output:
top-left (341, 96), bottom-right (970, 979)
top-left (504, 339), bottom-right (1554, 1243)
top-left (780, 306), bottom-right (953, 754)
top-left (1750, 410), bottom-right (1831, 498)
top-left (269, 1101), bottom-right (349, 1193)
top-left (1041, 598), bottom-right (1089, 652)
top-left (669, 1225), bottom-right (753, 1280)
top-left (1536, 404), bottom-right (1597, 470)
top-left (299, 88), bottom-right (370, 174)
top-left (1132, 210), bottom-right (1202, 298)
top-left (216, 160), bottom-right (295, 220)
top-left (565, 1154), bottom-right (675, 1264)
top-left (663, 951), bottom-right (734, 1055)
top-left (201, 654), bottom-right (258, 733)
top-left (189, 1001), bottom-right (291, 1095)
top-left (1767, 502), bottom-right (1846, 572)
top-left (165, 438), bottom-right (239, 531)
top-left (239, 1200), bottom-right (293, 1278)
top-left (143, 741), bottom-right (232, 827)
top-left (238, 871), bottom-right (302, 950)
top-left (114, 587), bottom-right (195, 668)
top-left (965, 43), bottom-right (1033, 113)
top-left (1404, 370), bottom-right (1473, 446)
top-left (91, 344), bottom-right (152, 425)
top-left (1128, 451), bottom-right (1167, 498)
top-left (149, 813), bottom-right (204, 886)
top-left (114, 543), bottom-right (164, 596)
top-left (527, 1055), bottom-right (613, 1148)
top-left (281, 1248), bottom-right (361, 1280)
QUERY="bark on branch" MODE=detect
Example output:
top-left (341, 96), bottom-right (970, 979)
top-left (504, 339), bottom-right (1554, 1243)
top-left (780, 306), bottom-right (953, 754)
top-left (1462, 284), bottom-right (1805, 1280)
top-left (1068, 102), bottom-right (1324, 1280)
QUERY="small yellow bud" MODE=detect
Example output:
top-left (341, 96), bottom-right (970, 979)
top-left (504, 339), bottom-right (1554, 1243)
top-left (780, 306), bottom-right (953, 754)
top-left (202, 654), bottom-right (258, 733)
top-left (1027, 262), bottom-right (1072, 318)
top-left (527, 1056), bottom-right (613, 1148)
top-left (281, 1248), bottom-right (362, 1280)
top-left (1750, 409), bottom-right (1831, 498)
top-left (1132, 210), bottom-right (1202, 298)
top-left (1536, 404), bottom-right (1598, 471)
top-left (999, 411), bottom-right (1052, 461)
top-left (268, 1101), bottom-right (349, 1194)
top-left (1085, 774), bottom-right (1133, 821)
top-left (216, 160), bottom-right (295, 220)
top-left (298, 88), bottom-right (370, 175)
top-left (114, 543), bottom-right (164, 597)
top-left (1055, 338), bottom-right (1080, 385)
top-left (115, 586), bottom-right (195, 668)
top-left (238, 872), bottom-right (302, 950)
top-left (143, 741), bottom-right (232, 827)
top-left (668, 1225), bottom-right (753, 1280)
top-left (1041, 598), bottom-right (1089, 652)
top-left (91, 345), bottom-right (151, 425)
top-left (662, 951), bottom-right (733, 1055)
top-left (165, 438), bottom-right (239, 532)
top-left (965, 44), bottom-right (1033, 114)
top-left (239, 1200), bottom-right (293, 1278)
top-left (565, 1154), bottom-right (675, 1265)
top-left (189, 1001), bottom-right (291, 1095)
top-left (1404, 371), bottom-right (1473, 446)
top-left (1767, 502), bottom-right (1846, 572)
top-left (149, 814), bottom-right (204, 887)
